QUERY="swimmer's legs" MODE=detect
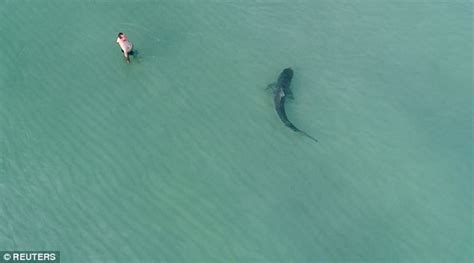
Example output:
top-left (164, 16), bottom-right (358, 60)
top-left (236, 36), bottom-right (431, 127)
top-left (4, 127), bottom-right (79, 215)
top-left (120, 49), bottom-right (131, 63)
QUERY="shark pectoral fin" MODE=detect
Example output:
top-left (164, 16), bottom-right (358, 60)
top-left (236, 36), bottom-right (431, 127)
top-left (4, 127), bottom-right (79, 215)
top-left (266, 83), bottom-right (277, 90)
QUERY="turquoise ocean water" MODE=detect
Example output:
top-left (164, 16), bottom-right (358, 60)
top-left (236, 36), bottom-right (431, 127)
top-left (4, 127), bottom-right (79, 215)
top-left (0, 1), bottom-right (472, 262)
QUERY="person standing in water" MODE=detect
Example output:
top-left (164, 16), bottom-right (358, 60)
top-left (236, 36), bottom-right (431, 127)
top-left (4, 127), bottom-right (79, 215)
top-left (116, 32), bottom-right (133, 63)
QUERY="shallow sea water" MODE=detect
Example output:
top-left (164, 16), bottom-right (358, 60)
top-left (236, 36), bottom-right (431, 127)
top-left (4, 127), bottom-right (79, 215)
top-left (0, 1), bottom-right (472, 262)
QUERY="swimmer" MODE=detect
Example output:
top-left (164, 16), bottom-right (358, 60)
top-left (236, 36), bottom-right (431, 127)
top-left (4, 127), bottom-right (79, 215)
top-left (116, 32), bottom-right (134, 63)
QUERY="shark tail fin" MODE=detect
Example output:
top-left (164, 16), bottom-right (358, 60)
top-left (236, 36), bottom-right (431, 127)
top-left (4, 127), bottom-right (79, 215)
top-left (287, 123), bottom-right (318, 143)
top-left (301, 131), bottom-right (318, 143)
